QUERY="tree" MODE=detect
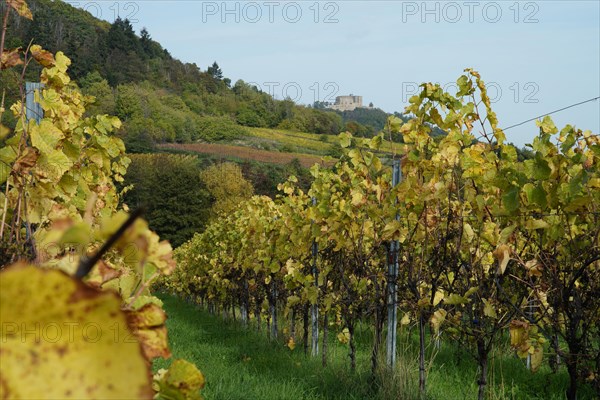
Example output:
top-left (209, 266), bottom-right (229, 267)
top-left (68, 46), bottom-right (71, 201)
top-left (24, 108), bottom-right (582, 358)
top-left (79, 71), bottom-right (115, 116)
top-left (207, 61), bottom-right (223, 80)
top-left (200, 162), bottom-right (254, 216)
top-left (139, 27), bottom-right (165, 59)
top-left (107, 18), bottom-right (140, 53)
top-left (123, 154), bottom-right (212, 247)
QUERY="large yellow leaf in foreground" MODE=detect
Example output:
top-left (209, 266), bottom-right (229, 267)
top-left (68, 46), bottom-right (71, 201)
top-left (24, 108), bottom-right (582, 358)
top-left (0, 264), bottom-right (153, 399)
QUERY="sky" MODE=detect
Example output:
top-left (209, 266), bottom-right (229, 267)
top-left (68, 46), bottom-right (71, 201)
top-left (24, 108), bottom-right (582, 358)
top-left (69, 0), bottom-right (599, 147)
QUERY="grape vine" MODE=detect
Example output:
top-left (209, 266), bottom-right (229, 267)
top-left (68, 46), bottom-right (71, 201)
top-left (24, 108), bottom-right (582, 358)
top-left (168, 71), bottom-right (599, 400)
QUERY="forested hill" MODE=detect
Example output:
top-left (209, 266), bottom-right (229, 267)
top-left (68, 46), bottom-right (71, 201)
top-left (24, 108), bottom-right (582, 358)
top-left (4, 0), bottom-right (226, 89)
top-left (2, 0), bottom-right (400, 150)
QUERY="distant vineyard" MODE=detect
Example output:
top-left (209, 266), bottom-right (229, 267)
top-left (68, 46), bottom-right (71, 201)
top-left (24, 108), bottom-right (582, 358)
top-left (247, 127), bottom-right (335, 153)
top-left (246, 127), bottom-right (403, 157)
top-left (158, 142), bottom-right (330, 168)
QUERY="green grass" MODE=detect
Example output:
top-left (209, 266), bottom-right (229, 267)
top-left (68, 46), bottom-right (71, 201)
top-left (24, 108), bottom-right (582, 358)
top-left (154, 294), bottom-right (595, 400)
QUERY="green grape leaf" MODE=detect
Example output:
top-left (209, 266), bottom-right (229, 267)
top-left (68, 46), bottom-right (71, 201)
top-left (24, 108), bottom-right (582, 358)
top-left (338, 132), bottom-right (352, 148)
top-left (0, 263), bottom-right (153, 399)
top-left (499, 225), bottom-right (516, 244)
top-left (444, 293), bottom-right (468, 305)
top-left (502, 186), bottom-right (520, 213)
top-left (287, 295), bottom-right (301, 307)
top-left (524, 183), bottom-right (548, 208)
top-left (388, 116), bottom-right (403, 133)
top-left (368, 135), bottom-right (383, 150)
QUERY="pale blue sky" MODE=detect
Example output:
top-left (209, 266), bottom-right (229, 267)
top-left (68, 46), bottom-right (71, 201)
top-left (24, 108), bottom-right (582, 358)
top-left (71, 0), bottom-right (599, 147)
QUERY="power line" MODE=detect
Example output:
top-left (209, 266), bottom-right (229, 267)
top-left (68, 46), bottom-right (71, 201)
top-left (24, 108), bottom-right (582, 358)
top-left (501, 96), bottom-right (600, 132)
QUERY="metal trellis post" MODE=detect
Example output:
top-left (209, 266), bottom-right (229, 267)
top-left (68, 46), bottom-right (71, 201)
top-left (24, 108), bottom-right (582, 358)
top-left (386, 159), bottom-right (402, 367)
top-left (311, 196), bottom-right (319, 356)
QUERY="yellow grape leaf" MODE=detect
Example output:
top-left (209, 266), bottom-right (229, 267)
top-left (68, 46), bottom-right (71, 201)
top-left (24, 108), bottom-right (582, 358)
top-left (127, 303), bottom-right (171, 360)
top-left (287, 337), bottom-right (296, 351)
top-left (351, 189), bottom-right (364, 206)
top-left (12, 146), bottom-right (39, 175)
top-left (382, 220), bottom-right (403, 241)
top-left (430, 309), bottom-right (447, 334)
top-left (287, 295), bottom-right (301, 307)
top-left (86, 260), bottom-right (122, 289)
top-left (464, 287), bottom-right (478, 298)
top-left (154, 359), bottom-right (205, 400)
top-left (0, 263), bottom-right (153, 399)
top-left (525, 219), bottom-right (550, 230)
top-left (153, 240), bottom-right (177, 275)
top-left (483, 299), bottom-right (498, 319)
top-left (337, 327), bottom-right (350, 344)
top-left (128, 294), bottom-right (164, 311)
top-left (1, 48), bottom-right (23, 69)
top-left (463, 223), bottom-right (475, 242)
top-left (30, 120), bottom-right (64, 153)
top-left (493, 244), bottom-right (511, 275)
top-left (417, 297), bottom-right (430, 308)
top-left (0, 123), bottom-right (11, 140)
top-left (525, 259), bottom-right (543, 278)
top-left (400, 312), bottom-right (411, 326)
top-left (432, 290), bottom-right (444, 307)
top-left (6, 0), bottom-right (33, 19)
top-left (30, 44), bottom-right (55, 67)
top-left (54, 51), bottom-right (71, 71)
top-left (509, 320), bottom-right (529, 349)
top-left (530, 346), bottom-right (543, 373)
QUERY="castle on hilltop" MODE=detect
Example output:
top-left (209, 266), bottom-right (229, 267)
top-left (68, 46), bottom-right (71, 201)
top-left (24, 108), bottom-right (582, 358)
top-left (329, 95), bottom-right (371, 112)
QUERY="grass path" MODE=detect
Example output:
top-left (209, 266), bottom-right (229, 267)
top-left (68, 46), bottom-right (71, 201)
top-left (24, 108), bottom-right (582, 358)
top-left (154, 294), bottom-right (594, 400)
top-left (154, 295), bottom-right (378, 400)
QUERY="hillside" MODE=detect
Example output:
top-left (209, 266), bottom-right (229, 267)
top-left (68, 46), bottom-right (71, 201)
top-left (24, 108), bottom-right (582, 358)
top-left (2, 0), bottom-right (382, 151)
